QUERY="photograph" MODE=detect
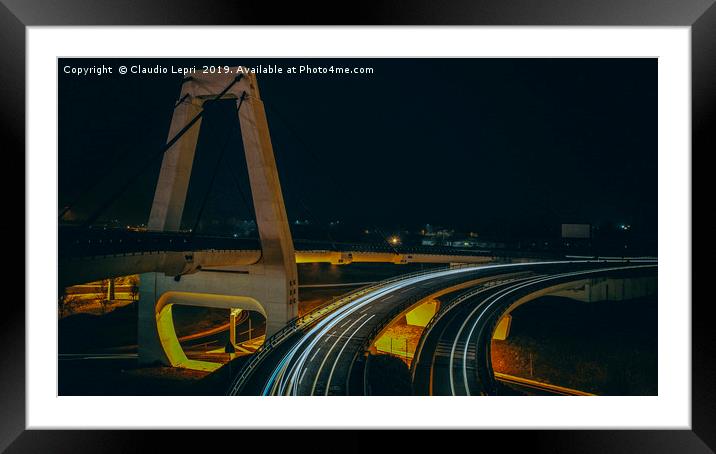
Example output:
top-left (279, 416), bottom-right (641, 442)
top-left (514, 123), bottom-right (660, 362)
top-left (5, 2), bottom-right (707, 447)
top-left (57, 57), bottom-right (658, 397)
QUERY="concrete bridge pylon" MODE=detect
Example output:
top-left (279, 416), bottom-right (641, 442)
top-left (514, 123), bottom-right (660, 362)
top-left (139, 68), bottom-right (298, 368)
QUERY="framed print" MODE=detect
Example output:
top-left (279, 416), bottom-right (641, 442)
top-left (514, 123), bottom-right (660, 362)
top-left (5, 0), bottom-right (710, 451)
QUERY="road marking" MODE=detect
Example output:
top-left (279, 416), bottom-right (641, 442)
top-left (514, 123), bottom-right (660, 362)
top-left (277, 281), bottom-right (414, 395)
top-left (454, 265), bottom-right (654, 396)
top-left (262, 262), bottom-right (608, 396)
top-left (324, 314), bottom-right (376, 395)
top-left (242, 261), bottom-right (655, 396)
top-left (449, 282), bottom-right (524, 396)
top-left (279, 267), bottom-right (485, 395)
top-left (309, 347), bottom-right (322, 363)
top-left (310, 313), bottom-right (368, 395)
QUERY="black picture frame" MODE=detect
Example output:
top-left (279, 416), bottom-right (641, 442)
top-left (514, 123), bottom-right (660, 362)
top-left (4, 0), bottom-right (709, 452)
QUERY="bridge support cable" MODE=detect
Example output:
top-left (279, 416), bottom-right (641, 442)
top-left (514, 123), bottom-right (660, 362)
top-left (261, 98), bottom-right (400, 255)
top-left (59, 77), bottom-right (196, 221)
top-left (257, 101), bottom-right (340, 249)
top-left (190, 92), bottom-right (247, 236)
top-left (225, 154), bottom-right (255, 223)
top-left (79, 74), bottom-right (245, 227)
top-left (369, 225), bottom-right (401, 255)
top-left (174, 93), bottom-right (190, 108)
top-left (298, 186), bottom-right (338, 249)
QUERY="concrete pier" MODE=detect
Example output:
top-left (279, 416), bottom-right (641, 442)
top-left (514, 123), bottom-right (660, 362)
top-left (139, 69), bottom-right (298, 368)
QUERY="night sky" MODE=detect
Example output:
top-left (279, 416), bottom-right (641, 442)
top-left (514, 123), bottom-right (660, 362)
top-left (58, 58), bottom-right (656, 239)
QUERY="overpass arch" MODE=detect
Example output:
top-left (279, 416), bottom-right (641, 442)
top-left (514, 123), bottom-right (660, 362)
top-left (491, 274), bottom-right (658, 341)
top-left (155, 291), bottom-right (265, 371)
top-left (480, 273), bottom-right (657, 394)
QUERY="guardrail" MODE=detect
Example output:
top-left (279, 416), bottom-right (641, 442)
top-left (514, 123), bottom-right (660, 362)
top-left (61, 226), bottom-right (651, 261)
top-left (59, 227), bottom-right (262, 258)
top-left (226, 262), bottom-right (486, 395)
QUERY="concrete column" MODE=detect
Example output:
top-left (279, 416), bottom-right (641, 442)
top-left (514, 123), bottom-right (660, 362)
top-left (138, 272), bottom-right (171, 366)
top-left (148, 98), bottom-right (203, 231)
top-left (238, 75), bottom-right (298, 335)
top-left (106, 278), bottom-right (115, 301)
top-left (492, 314), bottom-right (512, 340)
top-left (230, 308), bottom-right (241, 346)
top-left (139, 69), bottom-right (299, 368)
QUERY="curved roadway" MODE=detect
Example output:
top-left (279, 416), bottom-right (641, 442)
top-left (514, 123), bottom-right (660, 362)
top-left (411, 264), bottom-right (657, 396)
top-left (232, 260), bottom-right (654, 396)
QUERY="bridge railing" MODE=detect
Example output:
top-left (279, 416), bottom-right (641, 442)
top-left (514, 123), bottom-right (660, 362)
top-left (227, 262), bottom-right (487, 395)
top-left (60, 226), bottom-right (658, 261)
top-left (59, 226), bottom-right (261, 258)
top-left (62, 226), bottom-right (600, 260)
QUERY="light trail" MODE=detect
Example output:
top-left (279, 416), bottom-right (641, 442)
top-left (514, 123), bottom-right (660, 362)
top-left (448, 274), bottom-right (549, 396)
top-left (264, 278), bottom-right (416, 395)
top-left (262, 265), bottom-right (488, 395)
top-left (254, 260), bottom-right (656, 396)
top-left (310, 313), bottom-right (372, 395)
top-left (408, 273), bottom-right (533, 384)
top-left (323, 314), bottom-right (376, 395)
top-left (282, 268), bottom-right (476, 395)
top-left (449, 264), bottom-right (656, 396)
top-left (309, 313), bottom-right (368, 395)
top-left (277, 282), bottom-right (407, 395)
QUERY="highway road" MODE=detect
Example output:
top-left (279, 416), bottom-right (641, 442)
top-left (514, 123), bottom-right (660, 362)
top-left (232, 260), bottom-right (653, 396)
top-left (410, 264), bottom-right (657, 396)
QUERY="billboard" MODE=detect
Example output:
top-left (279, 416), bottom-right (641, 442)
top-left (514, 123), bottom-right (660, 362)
top-left (561, 223), bottom-right (591, 239)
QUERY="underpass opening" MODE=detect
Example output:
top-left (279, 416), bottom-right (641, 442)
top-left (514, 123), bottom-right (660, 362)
top-left (172, 306), bottom-right (266, 358)
top-left (368, 273), bottom-right (525, 368)
top-left (60, 274), bottom-right (140, 318)
top-left (155, 291), bottom-right (266, 371)
top-left (372, 299), bottom-right (440, 367)
top-left (489, 273), bottom-right (658, 396)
